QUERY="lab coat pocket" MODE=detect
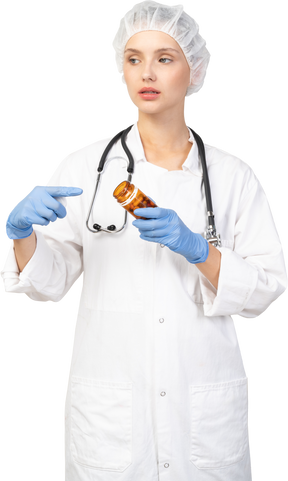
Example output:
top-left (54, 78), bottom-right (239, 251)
top-left (189, 377), bottom-right (248, 469)
top-left (70, 376), bottom-right (133, 472)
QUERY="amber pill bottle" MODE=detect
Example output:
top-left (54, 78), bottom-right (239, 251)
top-left (113, 181), bottom-right (157, 219)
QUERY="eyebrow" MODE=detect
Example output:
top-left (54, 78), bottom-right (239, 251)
top-left (124, 47), bottom-right (179, 54)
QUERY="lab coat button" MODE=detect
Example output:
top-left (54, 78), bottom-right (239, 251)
top-left (160, 391), bottom-right (166, 396)
top-left (159, 318), bottom-right (164, 323)
top-left (164, 463), bottom-right (169, 468)
top-left (160, 244), bottom-right (165, 248)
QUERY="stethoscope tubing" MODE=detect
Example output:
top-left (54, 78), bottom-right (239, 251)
top-left (85, 125), bottom-right (221, 246)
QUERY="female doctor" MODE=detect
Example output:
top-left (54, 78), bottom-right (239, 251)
top-left (2, 1), bottom-right (287, 480)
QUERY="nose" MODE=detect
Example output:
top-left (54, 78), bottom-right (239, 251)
top-left (141, 61), bottom-right (156, 81)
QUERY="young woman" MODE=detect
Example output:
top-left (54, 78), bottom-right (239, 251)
top-left (2, 1), bottom-right (287, 480)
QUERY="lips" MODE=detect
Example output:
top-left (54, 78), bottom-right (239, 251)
top-left (138, 88), bottom-right (160, 93)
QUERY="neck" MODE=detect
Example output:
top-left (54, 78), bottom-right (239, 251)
top-left (137, 110), bottom-right (190, 153)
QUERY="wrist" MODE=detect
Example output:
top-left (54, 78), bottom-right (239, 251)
top-left (3, 221), bottom-right (33, 241)
top-left (185, 233), bottom-right (209, 264)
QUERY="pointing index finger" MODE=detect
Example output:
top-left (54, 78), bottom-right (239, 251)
top-left (45, 186), bottom-right (83, 197)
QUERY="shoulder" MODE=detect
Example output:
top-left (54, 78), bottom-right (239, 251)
top-left (61, 129), bottom-right (114, 160)
top-left (204, 142), bottom-right (259, 196)
top-left (52, 133), bottom-right (120, 185)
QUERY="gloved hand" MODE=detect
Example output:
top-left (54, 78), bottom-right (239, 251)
top-left (6, 186), bottom-right (83, 240)
top-left (132, 206), bottom-right (209, 264)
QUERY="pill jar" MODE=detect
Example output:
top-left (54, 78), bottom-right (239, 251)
top-left (113, 180), bottom-right (157, 219)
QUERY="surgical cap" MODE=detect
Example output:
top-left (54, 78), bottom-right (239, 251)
top-left (112, 0), bottom-right (210, 96)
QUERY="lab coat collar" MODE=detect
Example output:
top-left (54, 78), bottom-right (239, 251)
top-left (114, 123), bottom-right (203, 176)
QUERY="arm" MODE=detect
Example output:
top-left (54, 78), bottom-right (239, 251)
top-left (13, 231), bottom-right (37, 273)
top-left (196, 242), bottom-right (221, 290)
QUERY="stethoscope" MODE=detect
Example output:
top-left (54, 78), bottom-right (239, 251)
top-left (86, 124), bottom-right (221, 247)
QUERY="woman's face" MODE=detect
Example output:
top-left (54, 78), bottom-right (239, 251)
top-left (123, 30), bottom-right (191, 114)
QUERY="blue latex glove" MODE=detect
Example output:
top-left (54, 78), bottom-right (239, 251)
top-left (132, 196), bottom-right (209, 264)
top-left (132, 206), bottom-right (209, 264)
top-left (6, 186), bottom-right (83, 239)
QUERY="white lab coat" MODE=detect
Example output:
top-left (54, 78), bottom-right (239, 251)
top-left (1, 123), bottom-right (287, 481)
